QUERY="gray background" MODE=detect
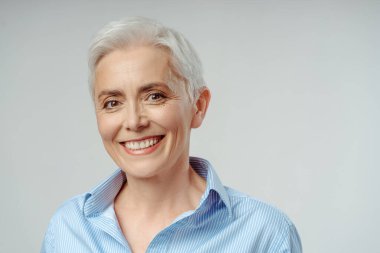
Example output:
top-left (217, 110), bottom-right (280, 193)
top-left (1, 0), bottom-right (379, 252)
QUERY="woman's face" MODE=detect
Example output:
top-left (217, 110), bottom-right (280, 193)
top-left (94, 46), bottom-right (198, 180)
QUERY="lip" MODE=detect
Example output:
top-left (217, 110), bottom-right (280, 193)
top-left (120, 135), bottom-right (164, 156)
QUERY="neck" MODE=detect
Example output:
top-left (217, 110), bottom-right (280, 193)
top-left (115, 160), bottom-right (206, 217)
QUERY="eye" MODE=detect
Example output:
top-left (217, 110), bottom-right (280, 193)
top-left (103, 100), bottom-right (120, 109)
top-left (146, 92), bottom-right (167, 102)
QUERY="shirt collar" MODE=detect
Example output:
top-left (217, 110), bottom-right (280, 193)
top-left (83, 169), bottom-right (126, 217)
top-left (190, 157), bottom-right (232, 217)
top-left (83, 157), bottom-right (232, 218)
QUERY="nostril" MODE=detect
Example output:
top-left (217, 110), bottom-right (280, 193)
top-left (123, 112), bottom-right (149, 131)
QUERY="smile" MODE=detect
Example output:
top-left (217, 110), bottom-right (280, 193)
top-left (121, 135), bottom-right (164, 154)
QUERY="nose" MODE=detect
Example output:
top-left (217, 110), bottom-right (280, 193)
top-left (123, 102), bottom-right (149, 131)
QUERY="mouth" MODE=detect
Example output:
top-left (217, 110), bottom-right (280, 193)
top-left (121, 135), bottom-right (164, 154)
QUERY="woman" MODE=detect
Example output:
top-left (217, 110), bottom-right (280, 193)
top-left (41, 17), bottom-right (302, 253)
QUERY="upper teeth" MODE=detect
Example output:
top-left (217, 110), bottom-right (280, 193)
top-left (125, 137), bottom-right (160, 150)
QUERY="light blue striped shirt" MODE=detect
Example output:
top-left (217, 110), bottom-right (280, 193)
top-left (41, 157), bottom-right (302, 252)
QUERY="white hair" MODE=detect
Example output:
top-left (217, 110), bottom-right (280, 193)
top-left (88, 17), bottom-right (205, 102)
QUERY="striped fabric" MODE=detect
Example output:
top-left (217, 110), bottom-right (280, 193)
top-left (41, 157), bottom-right (302, 253)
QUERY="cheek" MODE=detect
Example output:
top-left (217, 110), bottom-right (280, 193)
top-left (96, 114), bottom-right (119, 142)
top-left (149, 104), bottom-right (194, 132)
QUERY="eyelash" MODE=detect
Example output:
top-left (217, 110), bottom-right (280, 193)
top-left (103, 100), bottom-right (120, 110)
top-left (146, 92), bottom-right (168, 103)
top-left (101, 91), bottom-right (168, 110)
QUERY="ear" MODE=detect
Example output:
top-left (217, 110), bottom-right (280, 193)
top-left (191, 87), bottom-right (211, 129)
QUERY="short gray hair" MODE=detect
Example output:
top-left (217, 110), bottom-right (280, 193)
top-left (88, 17), bottom-right (205, 102)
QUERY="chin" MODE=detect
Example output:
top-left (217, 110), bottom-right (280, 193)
top-left (118, 157), bottom-right (168, 179)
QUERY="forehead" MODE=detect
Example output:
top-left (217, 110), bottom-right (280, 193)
top-left (95, 46), bottom-right (169, 80)
top-left (94, 46), bottom-right (185, 100)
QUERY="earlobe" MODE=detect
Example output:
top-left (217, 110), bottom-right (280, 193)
top-left (191, 87), bottom-right (211, 129)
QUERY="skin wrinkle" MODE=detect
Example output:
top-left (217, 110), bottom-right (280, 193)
top-left (95, 83), bottom-right (180, 113)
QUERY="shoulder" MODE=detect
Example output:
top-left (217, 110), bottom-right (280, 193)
top-left (53, 193), bottom-right (89, 218)
top-left (50, 193), bottom-right (89, 222)
top-left (224, 187), bottom-right (302, 252)
top-left (226, 186), bottom-right (292, 224)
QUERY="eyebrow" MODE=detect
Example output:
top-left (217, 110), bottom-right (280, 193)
top-left (97, 89), bottom-right (124, 101)
top-left (96, 82), bottom-right (171, 101)
top-left (138, 82), bottom-right (171, 93)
